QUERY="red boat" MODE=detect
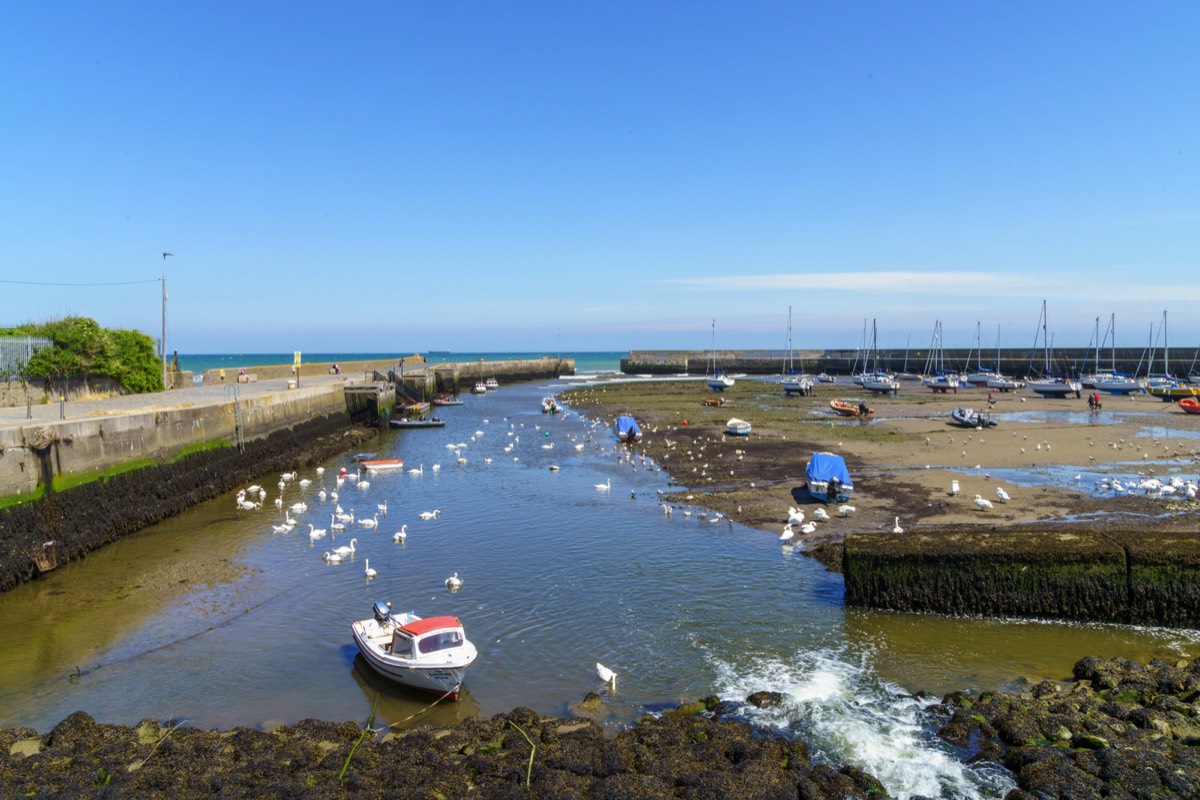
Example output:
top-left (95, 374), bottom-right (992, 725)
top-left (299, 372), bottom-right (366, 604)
top-left (1178, 397), bottom-right (1200, 415)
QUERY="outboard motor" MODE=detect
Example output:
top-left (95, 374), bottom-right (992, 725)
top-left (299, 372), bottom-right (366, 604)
top-left (373, 600), bottom-right (392, 624)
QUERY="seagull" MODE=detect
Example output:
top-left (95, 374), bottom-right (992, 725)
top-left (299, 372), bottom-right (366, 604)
top-left (995, 487), bottom-right (1011, 503)
top-left (950, 479), bottom-right (960, 496)
top-left (445, 572), bottom-right (463, 590)
top-left (594, 478), bottom-right (612, 492)
top-left (596, 662), bottom-right (617, 688)
top-left (892, 517), bottom-right (904, 534)
top-left (418, 509), bottom-right (441, 520)
top-left (812, 508), bottom-right (830, 522)
top-left (972, 494), bottom-right (994, 511)
top-left (393, 524), bottom-right (408, 543)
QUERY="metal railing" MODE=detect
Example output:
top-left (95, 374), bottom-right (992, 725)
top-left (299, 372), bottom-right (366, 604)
top-left (0, 336), bottom-right (53, 375)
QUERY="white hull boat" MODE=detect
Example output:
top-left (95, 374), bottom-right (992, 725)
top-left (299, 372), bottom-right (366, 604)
top-left (351, 602), bottom-right (477, 699)
top-left (725, 417), bottom-right (751, 435)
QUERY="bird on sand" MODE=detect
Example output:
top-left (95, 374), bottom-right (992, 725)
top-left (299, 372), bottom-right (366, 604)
top-left (950, 479), bottom-right (960, 496)
top-left (995, 487), bottom-right (1011, 503)
top-left (972, 494), bottom-right (994, 511)
top-left (779, 524), bottom-right (795, 542)
top-left (837, 505), bottom-right (856, 516)
top-left (596, 662), bottom-right (617, 688)
top-left (892, 517), bottom-right (904, 534)
top-left (787, 507), bottom-right (805, 525)
top-left (800, 521), bottom-right (818, 535)
top-left (812, 508), bottom-right (830, 522)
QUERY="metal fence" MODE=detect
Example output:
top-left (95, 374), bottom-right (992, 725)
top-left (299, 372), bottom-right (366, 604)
top-left (0, 336), bottom-right (53, 375)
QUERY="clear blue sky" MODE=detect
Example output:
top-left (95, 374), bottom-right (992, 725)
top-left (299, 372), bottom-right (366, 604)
top-left (2, 3), bottom-right (1197, 355)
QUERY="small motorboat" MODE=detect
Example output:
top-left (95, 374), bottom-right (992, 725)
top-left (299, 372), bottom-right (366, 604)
top-left (485, 377), bottom-right (500, 390)
top-left (615, 415), bottom-right (642, 443)
top-left (806, 452), bottom-right (853, 503)
top-left (725, 417), bottom-right (751, 436)
top-left (817, 372), bottom-right (835, 383)
top-left (389, 417), bottom-right (446, 429)
top-left (470, 382), bottom-right (488, 395)
top-left (432, 395), bottom-right (464, 407)
top-left (359, 458), bottom-right (406, 473)
top-left (829, 398), bottom-right (872, 417)
top-left (1178, 397), bottom-right (1200, 415)
top-left (541, 397), bottom-right (563, 414)
top-left (701, 395), bottom-right (725, 407)
top-left (950, 407), bottom-right (998, 429)
top-left (351, 601), bottom-right (477, 700)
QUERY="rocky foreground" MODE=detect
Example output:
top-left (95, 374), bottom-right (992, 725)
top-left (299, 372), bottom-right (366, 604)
top-left (5, 655), bottom-right (1200, 798)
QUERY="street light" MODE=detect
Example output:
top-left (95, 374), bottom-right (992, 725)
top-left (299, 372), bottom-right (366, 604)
top-left (161, 252), bottom-right (173, 390)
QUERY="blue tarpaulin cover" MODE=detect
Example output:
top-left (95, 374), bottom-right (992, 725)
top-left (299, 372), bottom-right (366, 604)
top-left (616, 415), bottom-right (641, 440)
top-left (806, 452), bottom-right (852, 500)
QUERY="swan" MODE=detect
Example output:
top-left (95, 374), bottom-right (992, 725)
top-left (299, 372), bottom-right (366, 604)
top-left (358, 479), bottom-right (370, 490)
top-left (299, 478), bottom-right (312, 488)
top-left (331, 538), bottom-right (357, 558)
top-left (246, 485), bottom-right (261, 495)
top-left (594, 478), bottom-right (612, 492)
top-left (950, 479), bottom-right (960, 496)
top-left (995, 487), bottom-right (1010, 503)
top-left (799, 521), bottom-right (817, 535)
top-left (408, 464), bottom-right (424, 476)
top-left (418, 509), bottom-right (441, 520)
top-left (330, 514), bottom-right (345, 533)
top-left (837, 505), bottom-right (856, 516)
top-left (377, 500), bottom-right (388, 514)
top-left (272, 522), bottom-right (292, 534)
top-left (318, 489), bottom-right (327, 502)
top-left (892, 517), bottom-right (904, 534)
top-left (323, 551), bottom-right (342, 563)
top-left (596, 662), bottom-right (617, 688)
top-left (812, 508), bottom-right (830, 522)
top-left (786, 507), bottom-right (805, 525)
top-left (308, 523), bottom-right (326, 541)
top-left (364, 559), bottom-right (377, 580)
top-left (274, 497), bottom-right (283, 509)
top-left (336, 508), bottom-right (353, 523)
top-left (393, 525), bottom-right (408, 543)
top-left (445, 572), bottom-right (463, 590)
top-left (359, 513), bottom-right (379, 529)
top-left (316, 467), bottom-right (325, 475)
top-left (779, 524), bottom-right (795, 542)
top-left (431, 464), bottom-right (441, 471)
top-left (972, 494), bottom-right (994, 511)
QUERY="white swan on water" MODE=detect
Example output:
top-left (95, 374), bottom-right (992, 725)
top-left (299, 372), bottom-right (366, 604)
top-left (779, 524), bottom-right (795, 542)
top-left (445, 572), bottom-right (463, 590)
top-left (594, 478), bottom-right (612, 492)
top-left (393, 524), bottom-right (408, 543)
top-left (331, 538), bottom-right (357, 558)
top-left (596, 662), bottom-right (617, 688)
top-left (323, 551), bottom-right (342, 563)
top-left (418, 509), bottom-right (441, 520)
top-left (330, 514), bottom-right (345, 533)
top-left (359, 513), bottom-right (379, 529)
top-left (364, 559), bottom-right (377, 580)
top-left (308, 523), bottom-right (326, 542)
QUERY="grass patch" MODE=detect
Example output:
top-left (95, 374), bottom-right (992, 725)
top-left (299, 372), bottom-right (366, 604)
top-left (173, 439), bottom-right (232, 461)
top-left (0, 458), bottom-right (158, 510)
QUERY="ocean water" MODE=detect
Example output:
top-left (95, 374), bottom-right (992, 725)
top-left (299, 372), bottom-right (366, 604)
top-left (179, 352), bottom-right (625, 376)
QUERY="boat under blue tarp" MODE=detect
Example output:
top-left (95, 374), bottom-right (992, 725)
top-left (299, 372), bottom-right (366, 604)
top-left (806, 452), bottom-right (853, 503)
top-left (615, 415), bottom-right (642, 443)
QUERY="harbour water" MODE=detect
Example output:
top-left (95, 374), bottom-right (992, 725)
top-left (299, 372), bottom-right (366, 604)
top-left (3, 374), bottom-right (1199, 798)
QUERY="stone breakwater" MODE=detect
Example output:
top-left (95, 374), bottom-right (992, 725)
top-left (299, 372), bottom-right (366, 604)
top-left (0, 414), bottom-right (376, 595)
top-left (5, 654), bottom-right (1200, 798)
top-left (842, 527), bottom-right (1200, 627)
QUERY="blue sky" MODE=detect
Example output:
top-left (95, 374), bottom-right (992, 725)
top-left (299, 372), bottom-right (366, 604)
top-left (2, 3), bottom-right (1197, 355)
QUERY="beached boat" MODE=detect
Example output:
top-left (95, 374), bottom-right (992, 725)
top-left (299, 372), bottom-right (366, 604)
top-left (706, 320), bottom-right (735, 392)
top-left (432, 395), bottom-right (464, 406)
top-left (817, 372), bottom-right (835, 383)
top-left (1178, 397), bottom-right (1200, 415)
top-left (986, 375), bottom-right (1026, 392)
top-left (725, 418), bottom-right (751, 436)
top-left (359, 458), bottom-right (406, 473)
top-left (351, 601), bottom-right (477, 700)
top-left (615, 415), bottom-right (642, 442)
top-left (829, 398), bottom-right (872, 417)
top-left (950, 407), bottom-right (998, 429)
top-left (389, 417), bottom-right (446, 429)
top-left (806, 451), bottom-right (853, 503)
top-left (1026, 301), bottom-right (1082, 398)
top-left (859, 320), bottom-right (899, 394)
top-left (779, 307), bottom-right (815, 396)
top-left (922, 321), bottom-right (960, 392)
top-left (541, 396), bottom-right (562, 414)
top-left (1147, 383), bottom-right (1200, 401)
top-left (701, 396), bottom-right (725, 407)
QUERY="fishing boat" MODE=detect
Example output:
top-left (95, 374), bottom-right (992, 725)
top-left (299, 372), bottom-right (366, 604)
top-left (950, 407), bottom-right (998, 429)
top-left (1026, 301), bottom-right (1082, 398)
top-left (1178, 397), bottom-right (1200, 415)
top-left (725, 418), bottom-right (752, 436)
top-left (806, 451), bottom-right (853, 503)
top-left (359, 458), bottom-right (407, 473)
top-left (432, 395), bottom-right (464, 407)
top-left (389, 417), bottom-right (446, 429)
top-left (829, 398), bottom-right (872, 417)
top-left (485, 377), bottom-right (499, 391)
top-left (706, 319), bottom-right (735, 392)
top-left (615, 415), bottom-right (642, 442)
top-left (351, 601), bottom-right (477, 700)
top-left (470, 381), bottom-right (488, 394)
top-left (541, 396), bottom-right (562, 414)
top-left (779, 307), bottom-right (815, 396)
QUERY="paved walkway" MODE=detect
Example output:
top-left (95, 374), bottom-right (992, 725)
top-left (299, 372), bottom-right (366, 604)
top-left (0, 373), bottom-right (352, 432)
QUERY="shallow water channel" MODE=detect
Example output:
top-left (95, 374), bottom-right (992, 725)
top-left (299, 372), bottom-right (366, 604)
top-left (2, 378), bottom-right (1198, 798)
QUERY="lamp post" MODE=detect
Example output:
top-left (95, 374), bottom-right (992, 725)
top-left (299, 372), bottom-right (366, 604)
top-left (161, 252), bottom-right (173, 390)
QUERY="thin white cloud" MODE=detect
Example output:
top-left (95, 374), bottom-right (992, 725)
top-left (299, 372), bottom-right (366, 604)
top-left (656, 272), bottom-right (1060, 296)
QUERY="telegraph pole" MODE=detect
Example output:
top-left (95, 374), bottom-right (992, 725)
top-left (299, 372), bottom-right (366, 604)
top-left (161, 252), bottom-right (173, 389)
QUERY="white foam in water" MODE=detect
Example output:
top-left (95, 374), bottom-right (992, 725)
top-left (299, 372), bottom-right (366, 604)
top-left (707, 648), bottom-right (1016, 800)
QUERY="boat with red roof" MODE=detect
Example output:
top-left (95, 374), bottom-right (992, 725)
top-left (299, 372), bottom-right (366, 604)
top-left (351, 601), bottom-right (477, 699)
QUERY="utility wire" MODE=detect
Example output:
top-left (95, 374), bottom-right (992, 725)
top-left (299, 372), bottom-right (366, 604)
top-left (0, 278), bottom-right (159, 286)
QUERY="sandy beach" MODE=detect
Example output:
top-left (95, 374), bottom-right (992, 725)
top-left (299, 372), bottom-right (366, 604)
top-left (560, 378), bottom-right (1200, 557)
